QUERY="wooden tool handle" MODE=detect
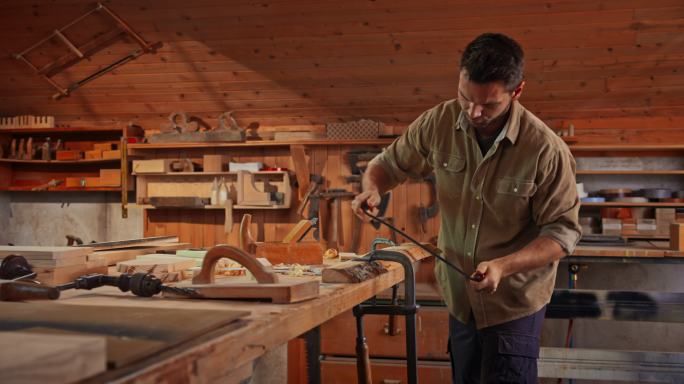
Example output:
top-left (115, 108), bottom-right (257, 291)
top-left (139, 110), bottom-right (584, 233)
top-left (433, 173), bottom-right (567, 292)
top-left (0, 281), bottom-right (60, 301)
top-left (356, 337), bottom-right (373, 384)
top-left (239, 214), bottom-right (256, 253)
top-left (193, 245), bottom-right (279, 285)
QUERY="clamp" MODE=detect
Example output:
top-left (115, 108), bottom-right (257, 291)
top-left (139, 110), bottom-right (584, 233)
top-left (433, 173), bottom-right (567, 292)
top-left (353, 247), bottom-right (419, 384)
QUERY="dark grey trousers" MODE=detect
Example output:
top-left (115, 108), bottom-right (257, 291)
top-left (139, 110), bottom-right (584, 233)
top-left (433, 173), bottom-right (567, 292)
top-left (448, 306), bottom-right (546, 384)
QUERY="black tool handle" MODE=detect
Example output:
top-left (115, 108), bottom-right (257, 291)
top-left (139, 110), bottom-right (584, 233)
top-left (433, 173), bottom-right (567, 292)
top-left (0, 281), bottom-right (60, 301)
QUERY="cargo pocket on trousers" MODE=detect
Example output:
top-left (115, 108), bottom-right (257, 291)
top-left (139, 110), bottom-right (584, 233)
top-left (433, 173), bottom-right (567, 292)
top-left (482, 333), bottom-right (540, 384)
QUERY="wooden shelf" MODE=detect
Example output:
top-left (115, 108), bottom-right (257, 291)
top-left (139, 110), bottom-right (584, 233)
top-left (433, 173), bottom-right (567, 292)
top-left (570, 144), bottom-right (684, 151)
top-left (0, 186), bottom-right (123, 192)
top-left (133, 171), bottom-right (287, 176)
top-left (0, 126), bottom-right (140, 134)
top-left (128, 138), bottom-right (395, 150)
top-left (576, 170), bottom-right (684, 175)
top-left (140, 204), bottom-right (287, 210)
top-left (622, 234), bottom-right (670, 240)
top-left (581, 202), bottom-right (684, 207)
top-left (0, 158), bottom-right (120, 165)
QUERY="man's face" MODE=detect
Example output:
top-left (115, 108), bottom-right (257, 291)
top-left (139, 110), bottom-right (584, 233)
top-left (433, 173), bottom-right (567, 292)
top-left (457, 69), bottom-right (523, 129)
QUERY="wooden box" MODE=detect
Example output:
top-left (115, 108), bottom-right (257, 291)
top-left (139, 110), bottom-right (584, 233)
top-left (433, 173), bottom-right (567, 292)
top-left (102, 149), bottom-right (120, 159)
top-left (93, 142), bottom-right (115, 151)
top-left (133, 159), bottom-right (173, 174)
top-left (203, 155), bottom-right (229, 172)
top-left (99, 169), bottom-right (120, 187)
top-left (56, 150), bottom-right (82, 161)
top-left (65, 177), bottom-right (83, 188)
top-left (84, 177), bottom-right (101, 187)
top-left (84, 149), bottom-right (103, 160)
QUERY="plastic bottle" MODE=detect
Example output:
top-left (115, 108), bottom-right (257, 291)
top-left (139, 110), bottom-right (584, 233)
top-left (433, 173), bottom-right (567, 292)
top-left (218, 177), bottom-right (229, 205)
top-left (210, 177), bottom-right (219, 206)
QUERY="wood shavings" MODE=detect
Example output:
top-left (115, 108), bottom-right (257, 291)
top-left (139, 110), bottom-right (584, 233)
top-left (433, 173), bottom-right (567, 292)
top-left (323, 248), bottom-right (339, 259)
top-left (272, 263), bottom-right (321, 276)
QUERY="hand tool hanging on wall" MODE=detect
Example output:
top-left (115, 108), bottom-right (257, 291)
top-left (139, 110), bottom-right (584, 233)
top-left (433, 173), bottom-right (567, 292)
top-left (320, 189), bottom-right (355, 250)
top-left (13, 2), bottom-right (162, 100)
top-left (418, 173), bottom-right (439, 233)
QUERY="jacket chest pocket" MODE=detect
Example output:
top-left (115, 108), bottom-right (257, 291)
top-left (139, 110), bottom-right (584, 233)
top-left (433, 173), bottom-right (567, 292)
top-left (491, 177), bottom-right (537, 224)
top-left (432, 152), bottom-right (466, 199)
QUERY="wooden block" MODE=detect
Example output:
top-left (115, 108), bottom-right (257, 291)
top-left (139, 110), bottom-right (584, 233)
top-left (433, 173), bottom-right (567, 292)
top-left (116, 255), bottom-right (196, 274)
top-left (149, 196), bottom-right (207, 208)
top-left (322, 260), bottom-right (388, 283)
top-left (255, 242), bottom-right (324, 265)
top-left (168, 276), bottom-right (320, 303)
top-left (203, 154), bottom-right (229, 172)
top-left (133, 159), bottom-right (173, 174)
top-left (88, 242), bottom-right (191, 266)
top-left (102, 149), bottom-right (120, 159)
top-left (27, 254), bottom-right (87, 268)
top-left (56, 150), bottom-right (82, 161)
top-left (84, 149), bottom-right (103, 160)
top-left (65, 177), bottom-right (83, 187)
top-left (84, 176), bottom-right (101, 187)
top-left (0, 246), bottom-right (92, 260)
top-left (99, 169), bottom-right (121, 186)
top-left (670, 223), bottom-right (684, 251)
top-left (93, 142), bottom-right (114, 151)
top-left (321, 244), bottom-right (433, 283)
top-left (0, 332), bottom-right (107, 384)
top-left (237, 171), bottom-right (272, 206)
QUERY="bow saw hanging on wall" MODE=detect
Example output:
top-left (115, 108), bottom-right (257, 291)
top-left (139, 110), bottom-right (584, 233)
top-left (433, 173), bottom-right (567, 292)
top-left (13, 2), bottom-right (162, 100)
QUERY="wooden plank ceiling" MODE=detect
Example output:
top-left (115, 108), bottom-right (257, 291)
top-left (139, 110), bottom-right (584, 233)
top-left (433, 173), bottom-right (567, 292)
top-left (0, 0), bottom-right (683, 144)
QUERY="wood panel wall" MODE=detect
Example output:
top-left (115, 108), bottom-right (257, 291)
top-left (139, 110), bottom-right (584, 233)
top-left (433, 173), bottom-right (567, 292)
top-left (141, 145), bottom-right (439, 252)
top-left (1, 0), bottom-right (683, 143)
top-left (1, 0), bottom-right (683, 249)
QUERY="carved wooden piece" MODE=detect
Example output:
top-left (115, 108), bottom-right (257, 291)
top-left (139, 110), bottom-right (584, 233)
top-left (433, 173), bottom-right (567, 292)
top-left (193, 245), bottom-right (279, 285)
top-left (237, 171), bottom-right (271, 206)
top-left (290, 144), bottom-right (309, 201)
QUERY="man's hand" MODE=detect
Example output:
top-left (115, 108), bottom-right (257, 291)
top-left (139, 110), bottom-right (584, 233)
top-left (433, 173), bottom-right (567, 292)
top-left (351, 189), bottom-right (382, 220)
top-left (469, 260), bottom-right (504, 294)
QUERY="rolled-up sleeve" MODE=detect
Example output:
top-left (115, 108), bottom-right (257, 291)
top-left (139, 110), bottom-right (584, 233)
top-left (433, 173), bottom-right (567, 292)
top-left (532, 145), bottom-right (582, 254)
top-left (374, 109), bottom-right (434, 188)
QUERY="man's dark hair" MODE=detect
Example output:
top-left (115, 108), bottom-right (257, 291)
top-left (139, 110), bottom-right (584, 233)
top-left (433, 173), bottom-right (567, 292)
top-left (460, 33), bottom-right (524, 91)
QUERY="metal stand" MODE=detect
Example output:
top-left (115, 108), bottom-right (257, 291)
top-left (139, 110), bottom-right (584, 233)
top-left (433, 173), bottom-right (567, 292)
top-left (353, 248), bottom-right (419, 384)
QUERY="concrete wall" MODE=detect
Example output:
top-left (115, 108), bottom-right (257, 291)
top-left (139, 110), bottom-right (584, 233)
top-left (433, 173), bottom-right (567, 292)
top-left (0, 192), bottom-right (143, 246)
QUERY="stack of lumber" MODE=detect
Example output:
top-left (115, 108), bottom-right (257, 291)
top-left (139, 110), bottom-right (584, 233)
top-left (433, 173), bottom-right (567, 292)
top-left (0, 236), bottom-right (191, 285)
top-left (86, 236), bottom-right (192, 266)
top-left (116, 254), bottom-right (196, 282)
top-left (0, 246), bottom-right (105, 285)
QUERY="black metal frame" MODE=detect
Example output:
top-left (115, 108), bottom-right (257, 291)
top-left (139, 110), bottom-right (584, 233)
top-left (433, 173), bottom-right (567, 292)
top-left (353, 248), bottom-right (419, 384)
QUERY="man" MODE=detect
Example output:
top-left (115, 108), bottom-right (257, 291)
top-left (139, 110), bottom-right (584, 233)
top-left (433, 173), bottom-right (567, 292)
top-left (351, 33), bottom-right (581, 383)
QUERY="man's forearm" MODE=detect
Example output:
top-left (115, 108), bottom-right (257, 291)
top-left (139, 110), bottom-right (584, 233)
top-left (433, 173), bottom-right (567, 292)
top-left (495, 236), bottom-right (567, 278)
top-left (362, 158), bottom-right (394, 194)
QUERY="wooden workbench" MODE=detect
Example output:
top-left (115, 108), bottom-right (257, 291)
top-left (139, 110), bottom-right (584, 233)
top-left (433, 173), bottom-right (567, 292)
top-left (23, 261), bottom-right (410, 383)
top-left (574, 241), bottom-right (684, 258)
